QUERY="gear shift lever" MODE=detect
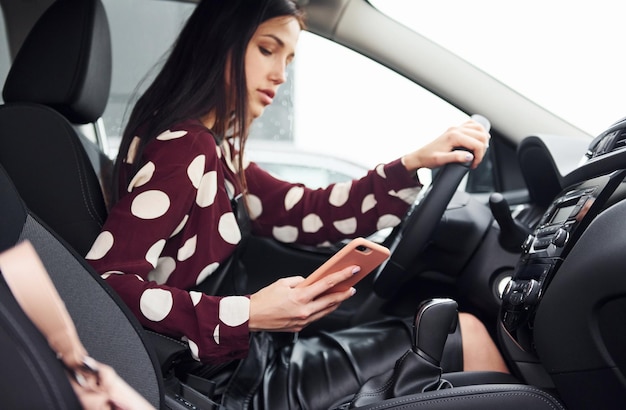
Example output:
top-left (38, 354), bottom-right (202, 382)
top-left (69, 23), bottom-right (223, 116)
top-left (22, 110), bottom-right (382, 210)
top-left (350, 298), bottom-right (458, 407)
top-left (413, 298), bottom-right (459, 366)
top-left (489, 192), bottom-right (532, 253)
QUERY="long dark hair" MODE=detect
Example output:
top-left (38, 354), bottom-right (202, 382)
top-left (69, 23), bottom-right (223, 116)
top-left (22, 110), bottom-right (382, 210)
top-left (113, 0), bottom-right (304, 203)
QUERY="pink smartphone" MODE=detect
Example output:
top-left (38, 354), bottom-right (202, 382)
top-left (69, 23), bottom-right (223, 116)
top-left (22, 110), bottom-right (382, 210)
top-left (298, 237), bottom-right (390, 294)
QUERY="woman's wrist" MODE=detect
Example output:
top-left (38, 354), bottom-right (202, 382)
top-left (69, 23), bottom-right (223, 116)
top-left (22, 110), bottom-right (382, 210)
top-left (400, 153), bottom-right (422, 174)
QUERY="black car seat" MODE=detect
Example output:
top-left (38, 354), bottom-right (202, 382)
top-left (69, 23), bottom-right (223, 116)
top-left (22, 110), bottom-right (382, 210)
top-left (0, 0), bottom-right (112, 257)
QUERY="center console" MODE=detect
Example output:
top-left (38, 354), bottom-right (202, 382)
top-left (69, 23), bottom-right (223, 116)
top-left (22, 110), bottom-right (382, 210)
top-left (500, 119), bottom-right (626, 356)
top-left (496, 118), bottom-right (626, 406)
top-left (500, 172), bottom-right (624, 351)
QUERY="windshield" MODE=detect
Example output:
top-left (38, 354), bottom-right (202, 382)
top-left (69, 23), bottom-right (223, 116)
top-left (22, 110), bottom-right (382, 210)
top-left (371, 0), bottom-right (626, 137)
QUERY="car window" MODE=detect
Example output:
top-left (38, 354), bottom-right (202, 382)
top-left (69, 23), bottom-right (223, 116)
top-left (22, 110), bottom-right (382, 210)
top-left (371, 0), bottom-right (626, 138)
top-left (101, 0), bottom-right (194, 155)
top-left (0, 7), bottom-right (11, 102)
top-left (101, 0), bottom-right (485, 191)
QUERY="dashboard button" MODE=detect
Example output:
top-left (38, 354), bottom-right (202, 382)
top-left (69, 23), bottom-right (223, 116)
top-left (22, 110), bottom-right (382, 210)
top-left (552, 228), bottom-right (569, 247)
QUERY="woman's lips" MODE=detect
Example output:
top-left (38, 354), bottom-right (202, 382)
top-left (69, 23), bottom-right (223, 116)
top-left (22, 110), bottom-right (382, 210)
top-left (259, 89), bottom-right (275, 105)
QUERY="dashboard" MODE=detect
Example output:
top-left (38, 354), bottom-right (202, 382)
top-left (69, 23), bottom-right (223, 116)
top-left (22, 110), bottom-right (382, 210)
top-left (498, 117), bottom-right (626, 408)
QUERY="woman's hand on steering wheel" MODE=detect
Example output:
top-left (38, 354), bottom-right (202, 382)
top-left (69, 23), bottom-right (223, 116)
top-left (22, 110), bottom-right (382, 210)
top-left (373, 117), bottom-right (491, 299)
top-left (401, 119), bottom-right (490, 172)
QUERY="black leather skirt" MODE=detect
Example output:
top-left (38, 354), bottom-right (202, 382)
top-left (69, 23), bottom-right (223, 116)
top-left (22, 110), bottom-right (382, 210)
top-left (192, 316), bottom-right (464, 410)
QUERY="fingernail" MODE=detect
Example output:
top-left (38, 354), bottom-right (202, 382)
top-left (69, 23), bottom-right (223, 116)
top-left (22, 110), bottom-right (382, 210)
top-left (351, 266), bottom-right (361, 275)
top-left (350, 288), bottom-right (357, 295)
top-left (465, 153), bottom-right (474, 161)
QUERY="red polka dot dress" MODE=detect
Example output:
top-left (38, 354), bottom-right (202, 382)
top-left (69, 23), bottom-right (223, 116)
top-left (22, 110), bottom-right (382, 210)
top-left (86, 118), bottom-right (422, 364)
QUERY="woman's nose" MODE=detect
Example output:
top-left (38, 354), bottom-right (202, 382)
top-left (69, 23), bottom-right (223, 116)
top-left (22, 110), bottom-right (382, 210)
top-left (271, 62), bottom-right (287, 84)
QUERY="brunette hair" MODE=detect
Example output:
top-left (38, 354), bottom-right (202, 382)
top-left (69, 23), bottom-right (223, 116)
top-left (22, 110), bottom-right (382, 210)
top-left (113, 0), bottom-right (304, 202)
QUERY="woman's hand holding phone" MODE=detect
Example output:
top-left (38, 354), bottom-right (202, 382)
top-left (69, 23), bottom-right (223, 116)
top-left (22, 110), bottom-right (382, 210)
top-left (297, 237), bottom-right (390, 295)
top-left (248, 238), bottom-right (389, 333)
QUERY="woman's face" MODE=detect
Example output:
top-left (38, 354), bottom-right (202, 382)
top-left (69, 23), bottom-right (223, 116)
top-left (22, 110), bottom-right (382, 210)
top-left (245, 16), bottom-right (301, 120)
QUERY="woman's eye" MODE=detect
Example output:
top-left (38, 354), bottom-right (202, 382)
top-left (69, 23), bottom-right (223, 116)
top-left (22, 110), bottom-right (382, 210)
top-left (259, 47), bottom-right (272, 56)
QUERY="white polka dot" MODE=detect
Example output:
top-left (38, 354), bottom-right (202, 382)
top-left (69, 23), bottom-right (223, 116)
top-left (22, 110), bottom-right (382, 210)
top-left (190, 291), bottom-right (202, 306)
top-left (187, 155), bottom-right (206, 189)
top-left (222, 145), bottom-right (237, 173)
top-left (196, 171), bottom-right (218, 207)
top-left (126, 136), bottom-right (141, 164)
top-left (284, 186), bottom-right (304, 211)
top-left (224, 180), bottom-right (236, 199)
top-left (147, 257), bottom-right (176, 285)
top-left (177, 235), bottom-right (197, 261)
top-left (139, 289), bottom-right (173, 322)
top-left (127, 161), bottom-right (155, 192)
top-left (218, 212), bottom-right (241, 245)
top-left (242, 155), bottom-right (251, 169)
top-left (219, 296), bottom-right (250, 327)
top-left (272, 225), bottom-right (299, 243)
top-left (146, 240), bottom-right (166, 268)
top-left (85, 231), bottom-right (114, 260)
top-left (100, 270), bottom-right (123, 280)
top-left (233, 153), bottom-right (242, 172)
top-left (131, 190), bottom-right (171, 219)
top-left (247, 194), bottom-right (263, 220)
top-left (170, 215), bottom-right (189, 238)
top-left (302, 214), bottom-right (323, 233)
top-left (329, 182), bottom-right (352, 207)
top-left (156, 129), bottom-right (187, 140)
top-left (361, 194), bottom-right (377, 213)
top-left (377, 214), bottom-right (402, 230)
top-left (389, 187), bottom-right (421, 204)
top-left (187, 338), bottom-right (200, 361)
top-left (181, 337), bottom-right (200, 361)
top-left (376, 164), bottom-right (387, 178)
top-left (196, 262), bottom-right (220, 285)
top-left (221, 141), bottom-right (231, 158)
top-left (333, 218), bottom-right (357, 235)
top-left (213, 324), bottom-right (220, 344)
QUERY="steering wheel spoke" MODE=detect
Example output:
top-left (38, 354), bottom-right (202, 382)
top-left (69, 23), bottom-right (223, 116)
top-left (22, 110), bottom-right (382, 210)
top-left (373, 162), bottom-right (471, 299)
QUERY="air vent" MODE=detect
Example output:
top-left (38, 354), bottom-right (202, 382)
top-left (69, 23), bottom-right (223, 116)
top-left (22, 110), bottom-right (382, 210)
top-left (611, 130), bottom-right (626, 152)
top-left (591, 128), bottom-right (626, 158)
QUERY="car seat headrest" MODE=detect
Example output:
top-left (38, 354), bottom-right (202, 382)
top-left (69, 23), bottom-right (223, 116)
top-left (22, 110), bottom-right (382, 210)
top-left (2, 0), bottom-right (112, 124)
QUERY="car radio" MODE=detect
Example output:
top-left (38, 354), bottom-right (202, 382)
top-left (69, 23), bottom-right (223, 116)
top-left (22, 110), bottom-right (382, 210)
top-left (500, 170), bottom-right (626, 352)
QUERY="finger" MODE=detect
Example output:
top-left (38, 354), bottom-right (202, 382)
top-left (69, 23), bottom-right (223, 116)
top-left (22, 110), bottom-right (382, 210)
top-left (457, 126), bottom-right (490, 147)
top-left (447, 131), bottom-right (489, 168)
top-left (304, 302), bottom-right (342, 324)
top-left (303, 288), bottom-right (355, 323)
top-left (303, 266), bottom-right (359, 300)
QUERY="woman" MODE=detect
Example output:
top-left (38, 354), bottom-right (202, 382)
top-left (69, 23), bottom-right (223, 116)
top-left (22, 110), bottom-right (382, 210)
top-left (86, 0), bottom-right (507, 407)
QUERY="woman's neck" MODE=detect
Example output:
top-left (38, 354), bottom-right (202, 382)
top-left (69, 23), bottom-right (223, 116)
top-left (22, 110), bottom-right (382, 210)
top-left (200, 111), bottom-right (217, 129)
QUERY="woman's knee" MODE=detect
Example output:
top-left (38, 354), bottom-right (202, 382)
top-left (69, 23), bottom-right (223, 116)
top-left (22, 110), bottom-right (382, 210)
top-left (458, 312), bottom-right (509, 373)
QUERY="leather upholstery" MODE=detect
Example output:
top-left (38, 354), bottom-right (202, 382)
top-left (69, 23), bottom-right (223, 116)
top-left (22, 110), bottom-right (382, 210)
top-left (354, 384), bottom-right (565, 410)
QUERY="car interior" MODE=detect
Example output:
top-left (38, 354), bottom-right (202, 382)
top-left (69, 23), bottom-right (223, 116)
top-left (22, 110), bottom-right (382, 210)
top-left (0, 0), bottom-right (625, 409)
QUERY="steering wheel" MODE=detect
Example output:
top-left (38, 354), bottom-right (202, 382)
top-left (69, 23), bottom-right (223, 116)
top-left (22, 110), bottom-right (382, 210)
top-left (373, 161), bottom-right (471, 299)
